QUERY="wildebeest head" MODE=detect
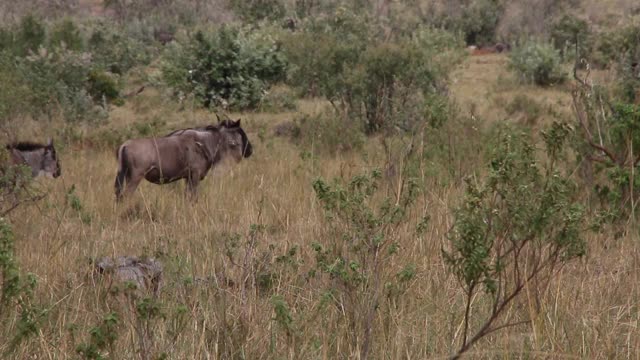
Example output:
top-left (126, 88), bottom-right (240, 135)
top-left (217, 117), bottom-right (253, 159)
top-left (42, 139), bottom-right (61, 178)
top-left (7, 138), bottom-right (61, 178)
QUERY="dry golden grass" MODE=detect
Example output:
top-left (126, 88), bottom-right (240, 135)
top-left (1, 56), bottom-right (639, 359)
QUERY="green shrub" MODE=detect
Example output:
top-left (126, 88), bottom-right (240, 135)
top-left (550, 14), bottom-right (591, 61)
top-left (457, 0), bottom-right (503, 46)
top-left (161, 25), bottom-right (287, 110)
top-left (87, 70), bottom-right (120, 102)
top-left (445, 124), bottom-right (586, 358)
top-left (17, 46), bottom-right (107, 122)
top-left (283, 21), bottom-right (465, 133)
top-left (88, 24), bottom-right (153, 74)
top-left (0, 53), bottom-right (30, 124)
top-left (592, 25), bottom-right (640, 69)
top-left (15, 15), bottom-right (45, 56)
top-left (230, 0), bottom-right (286, 22)
top-left (50, 18), bottom-right (84, 51)
top-left (509, 40), bottom-right (566, 86)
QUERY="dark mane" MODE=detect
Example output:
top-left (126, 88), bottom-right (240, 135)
top-left (165, 125), bottom-right (219, 137)
top-left (218, 120), bottom-right (237, 128)
top-left (6, 141), bottom-right (48, 151)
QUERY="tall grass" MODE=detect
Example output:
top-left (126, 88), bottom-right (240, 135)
top-left (1, 98), bottom-right (639, 358)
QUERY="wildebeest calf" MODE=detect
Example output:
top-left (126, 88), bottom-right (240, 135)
top-left (5, 139), bottom-right (61, 178)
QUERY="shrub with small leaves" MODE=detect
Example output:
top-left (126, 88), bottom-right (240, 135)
top-left (311, 164), bottom-right (420, 358)
top-left (444, 124), bottom-right (586, 358)
top-left (162, 25), bottom-right (287, 110)
top-left (509, 40), bottom-right (567, 86)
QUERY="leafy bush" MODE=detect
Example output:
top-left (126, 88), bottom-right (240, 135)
top-left (88, 23), bottom-right (153, 74)
top-left (550, 14), bottom-right (591, 61)
top-left (458, 0), bottom-right (503, 46)
top-left (572, 77), bottom-right (640, 218)
top-left (87, 70), bottom-right (120, 102)
top-left (230, 0), bottom-right (286, 22)
top-left (311, 165), bottom-right (419, 358)
top-left (162, 25), bottom-right (287, 110)
top-left (17, 46), bottom-right (107, 122)
top-left (509, 40), bottom-right (566, 86)
top-left (592, 24), bottom-right (640, 69)
top-left (15, 15), bottom-right (46, 56)
top-left (445, 124), bottom-right (586, 358)
top-left (50, 18), bottom-right (84, 51)
top-left (0, 54), bottom-right (30, 124)
top-left (283, 19), bottom-right (465, 133)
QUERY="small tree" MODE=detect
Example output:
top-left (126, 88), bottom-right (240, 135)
top-left (509, 40), bottom-right (566, 86)
top-left (311, 149), bottom-right (420, 358)
top-left (444, 124), bottom-right (586, 358)
top-left (162, 25), bottom-right (287, 110)
top-left (572, 63), bottom-right (640, 218)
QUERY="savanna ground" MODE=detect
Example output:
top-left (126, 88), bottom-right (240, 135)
top-left (1, 52), bottom-right (637, 359)
top-left (1, 0), bottom-right (640, 359)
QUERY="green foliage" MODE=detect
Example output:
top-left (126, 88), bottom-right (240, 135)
top-left (17, 46), bottom-right (103, 122)
top-left (66, 185), bottom-right (93, 224)
top-left (230, 0), bottom-right (286, 22)
top-left (0, 53), bottom-right (30, 123)
top-left (509, 40), bottom-right (567, 86)
top-left (0, 218), bottom-right (47, 353)
top-left (283, 18), bottom-right (465, 133)
top-left (572, 74), bottom-right (640, 218)
top-left (311, 164), bottom-right (420, 358)
top-left (592, 24), bottom-right (640, 69)
top-left (444, 125), bottom-right (586, 357)
top-left (270, 295), bottom-right (295, 337)
top-left (458, 0), bottom-right (503, 46)
top-left (50, 18), bottom-right (84, 51)
top-left (550, 14), bottom-right (591, 61)
top-left (162, 25), bottom-right (287, 110)
top-left (87, 70), bottom-right (120, 102)
top-left (76, 312), bottom-right (120, 360)
top-left (0, 219), bottom-right (20, 305)
top-left (16, 15), bottom-right (45, 56)
top-left (88, 24), bottom-right (153, 74)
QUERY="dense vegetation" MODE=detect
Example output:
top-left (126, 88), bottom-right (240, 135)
top-left (1, 0), bottom-right (640, 358)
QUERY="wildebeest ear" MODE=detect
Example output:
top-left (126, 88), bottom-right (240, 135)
top-left (235, 119), bottom-right (241, 127)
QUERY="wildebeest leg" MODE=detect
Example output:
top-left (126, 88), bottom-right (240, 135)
top-left (185, 176), bottom-right (199, 200)
top-left (120, 174), bottom-right (143, 200)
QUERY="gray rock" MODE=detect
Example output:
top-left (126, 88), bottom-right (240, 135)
top-left (94, 256), bottom-right (163, 296)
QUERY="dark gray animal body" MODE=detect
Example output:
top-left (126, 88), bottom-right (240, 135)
top-left (5, 139), bottom-right (61, 178)
top-left (114, 119), bottom-right (252, 200)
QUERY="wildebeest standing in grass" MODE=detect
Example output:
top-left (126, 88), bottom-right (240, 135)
top-left (114, 119), bottom-right (252, 200)
top-left (5, 139), bottom-right (61, 178)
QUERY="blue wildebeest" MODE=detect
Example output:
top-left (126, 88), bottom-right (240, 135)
top-left (5, 139), bottom-right (61, 178)
top-left (114, 119), bottom-right (252, 200)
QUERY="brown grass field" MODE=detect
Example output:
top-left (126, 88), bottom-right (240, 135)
top-left (1, 53), bottom-right (639, 359)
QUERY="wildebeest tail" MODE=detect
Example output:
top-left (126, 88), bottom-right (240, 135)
top-left (115, 145), bottom-right (130, 198)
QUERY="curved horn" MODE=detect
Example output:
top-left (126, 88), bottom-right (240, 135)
top-left (215, 113), bottom-right (222, 124)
